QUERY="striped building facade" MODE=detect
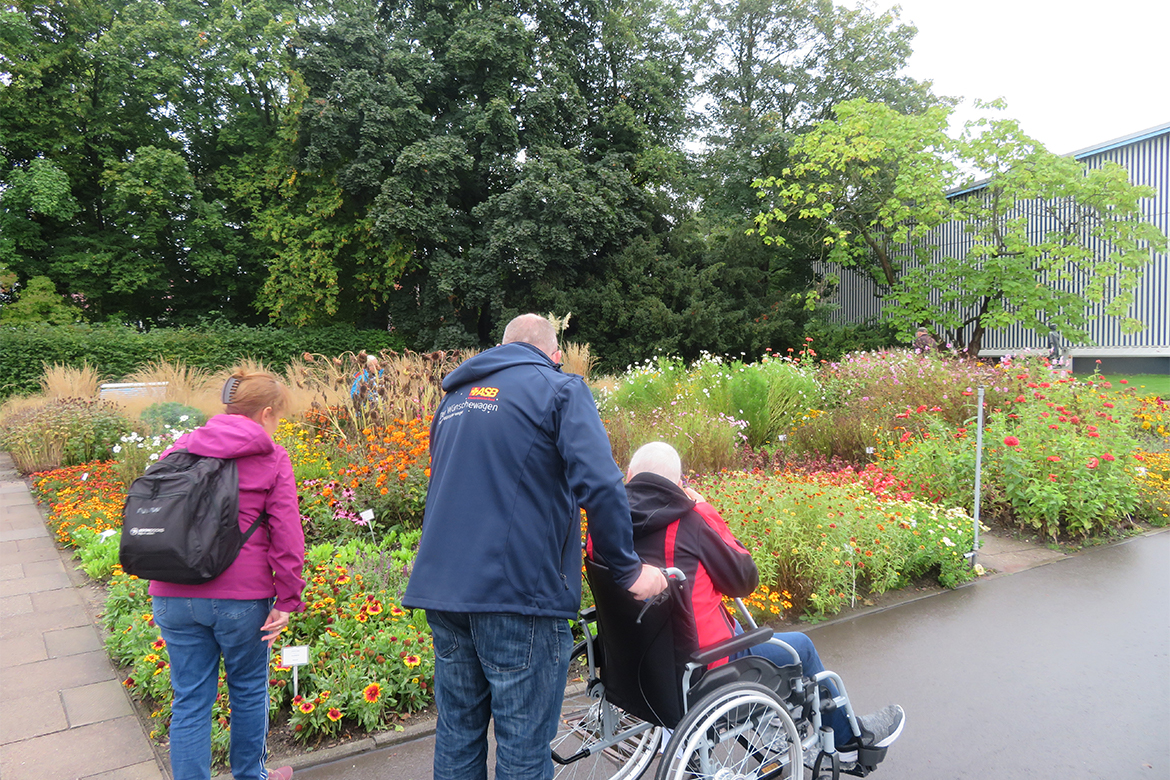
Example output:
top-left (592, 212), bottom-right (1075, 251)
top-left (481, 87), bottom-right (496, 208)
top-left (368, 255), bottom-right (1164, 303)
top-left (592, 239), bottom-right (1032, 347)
top-left (819, 122), bottom-right (1169, 374)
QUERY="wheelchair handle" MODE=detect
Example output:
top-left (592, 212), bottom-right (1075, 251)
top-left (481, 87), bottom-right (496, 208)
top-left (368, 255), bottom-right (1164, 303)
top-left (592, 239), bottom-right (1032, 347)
top-left (636, 567), bottom-right (686, 624)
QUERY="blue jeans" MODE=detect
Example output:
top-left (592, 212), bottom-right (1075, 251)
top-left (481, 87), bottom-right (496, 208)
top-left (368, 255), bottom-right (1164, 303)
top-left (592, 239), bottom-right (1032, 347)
top-left (153, 597), bottom-right (273, 780)
top-left (738, 627), bottom-right (853, 747)
top-left (427, 611), bottom-right (573, 780)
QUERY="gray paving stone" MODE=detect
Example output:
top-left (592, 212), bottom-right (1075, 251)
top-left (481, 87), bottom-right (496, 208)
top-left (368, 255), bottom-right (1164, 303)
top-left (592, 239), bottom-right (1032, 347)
top-left (0, 690), bottom-right (68, 744)
top-left (0, 509), bottom-right (45, 528)
top-left (16, 535), bottom-right (57, 552)
top-left (30, 584), bottom-right (85, 612)
top-left (0, 715), bottom-right (155, 780)
top-left (11, 540), bottom-right (62, 562)
top-left (0, 563), bottom-right (21, 580)
top-left (0, 570), bottom-right (72, 596)
top-left (81, 761), bottom-right (166, 780)
top-left (0, 527), bottom-right (46, 543)
top-left (45, 624), bottom-right (103, 657)
top-left (0, 650), bottom-right (116, 699)
top-left (0, 604), bottom-right (90, 639)
top-left (21, 557), bottom-right (66, 578)
top-left (0, 631), bottom-right (48, 665)
top-left (0, 540), bottom-right (17, 558)
top-left (62, 679), bottom-right (134, 727)
top-left (0, 593), bottom-right (34, 618)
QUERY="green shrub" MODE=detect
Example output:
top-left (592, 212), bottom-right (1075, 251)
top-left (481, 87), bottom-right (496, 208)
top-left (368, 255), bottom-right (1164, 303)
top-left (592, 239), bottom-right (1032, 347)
top-left (888, 365), bottom-right (1143, 539)
top-left (0, 398), bottom-right (131, 472)
top-left (72, 527), bottom-right (122, 580)
top-left (139, 401), bottom-right (207, 433)
top-left (0, 323), bottom-right (406, 399)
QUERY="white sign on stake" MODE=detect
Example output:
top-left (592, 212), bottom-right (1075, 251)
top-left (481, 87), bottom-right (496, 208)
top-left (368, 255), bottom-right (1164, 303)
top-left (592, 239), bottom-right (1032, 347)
top-left (281, 645), bottom-right (310, 697)
top-left (359, 509), bottom-right (375, 524)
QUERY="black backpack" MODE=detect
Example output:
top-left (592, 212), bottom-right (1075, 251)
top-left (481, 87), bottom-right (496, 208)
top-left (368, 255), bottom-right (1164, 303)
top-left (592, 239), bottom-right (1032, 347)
top-left (120, 449), bottom-right (266, 584)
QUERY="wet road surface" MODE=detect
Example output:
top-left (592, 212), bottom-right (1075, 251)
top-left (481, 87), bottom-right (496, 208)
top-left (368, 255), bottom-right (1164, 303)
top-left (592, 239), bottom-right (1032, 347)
top-left (293, 530), bottom-right (1169, 779)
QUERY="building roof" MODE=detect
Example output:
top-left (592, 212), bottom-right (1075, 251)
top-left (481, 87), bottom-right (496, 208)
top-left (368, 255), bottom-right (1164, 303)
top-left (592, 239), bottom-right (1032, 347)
top-left (946, 121), bottom-right (1170, 199)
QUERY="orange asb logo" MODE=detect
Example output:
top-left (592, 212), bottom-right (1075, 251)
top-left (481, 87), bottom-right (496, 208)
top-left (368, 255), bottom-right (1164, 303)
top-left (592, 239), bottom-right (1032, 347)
top-left (468, 386), bottom-right (500, 399)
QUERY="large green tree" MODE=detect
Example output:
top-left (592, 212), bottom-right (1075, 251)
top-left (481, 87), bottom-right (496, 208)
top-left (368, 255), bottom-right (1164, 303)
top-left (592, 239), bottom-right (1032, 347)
top-left (753, 99), bottom-right (1169, 354)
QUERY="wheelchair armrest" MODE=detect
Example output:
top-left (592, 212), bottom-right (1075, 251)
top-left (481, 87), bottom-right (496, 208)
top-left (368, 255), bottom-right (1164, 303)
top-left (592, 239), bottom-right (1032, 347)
top-left (690, 626), bottom-right (774, 666)
top-left (579, 606), bottom-right (597, 622)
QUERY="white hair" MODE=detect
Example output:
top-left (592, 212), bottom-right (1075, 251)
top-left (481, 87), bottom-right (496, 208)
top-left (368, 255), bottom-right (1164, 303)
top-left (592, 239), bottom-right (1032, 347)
top-left (502, 314), bottom-right (558, 357)
top-left (627, 441), bottom-right (683, 484)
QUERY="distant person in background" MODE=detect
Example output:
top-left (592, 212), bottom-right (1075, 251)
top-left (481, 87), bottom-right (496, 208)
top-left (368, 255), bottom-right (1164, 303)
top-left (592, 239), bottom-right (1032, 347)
top-left (1047, 324), bottom-right (1064, 367)
top-left (912, 327), bottom-right (937, 352)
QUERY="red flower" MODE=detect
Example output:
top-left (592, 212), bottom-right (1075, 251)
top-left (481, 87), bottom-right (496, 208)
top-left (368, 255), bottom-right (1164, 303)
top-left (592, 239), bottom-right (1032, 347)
top-left (327, 708), bottom-right (343, 722)
top-left (363, 683), bottom-right (381, 702)
top-left (899, 431), bottom-right (912, 443)
top-left (1014, 395), bottom-right (1026, 403)
top-left (1047, 456), bottom-right (1061, 462)
top-left (1086, 457), bottom-right (1099, 469)
top-left (1048, 474), bottom-right (1058, 482)
top-left (1102, 453), bottom-right (1116, 462)
top-left (1004, 436), bottom-right (1021, 447)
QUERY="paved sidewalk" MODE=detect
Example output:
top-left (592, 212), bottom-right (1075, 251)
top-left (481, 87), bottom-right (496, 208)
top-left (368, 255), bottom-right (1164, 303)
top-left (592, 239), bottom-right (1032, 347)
top-left (0, 452), bottom-right (165, 780)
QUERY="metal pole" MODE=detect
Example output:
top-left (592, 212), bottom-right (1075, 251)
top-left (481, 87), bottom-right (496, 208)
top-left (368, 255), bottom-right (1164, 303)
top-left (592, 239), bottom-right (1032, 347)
top-left (972, 387), bottom-right (985, 563)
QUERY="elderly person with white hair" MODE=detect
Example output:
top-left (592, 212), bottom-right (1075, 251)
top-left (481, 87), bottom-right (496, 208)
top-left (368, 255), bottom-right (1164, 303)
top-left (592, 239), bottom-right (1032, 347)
top-left (620, 441), bottom-right (905, 769)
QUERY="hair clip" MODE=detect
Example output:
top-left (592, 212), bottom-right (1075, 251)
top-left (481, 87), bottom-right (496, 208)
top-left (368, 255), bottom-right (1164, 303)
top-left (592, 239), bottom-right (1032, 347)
top-left (221, 376), bottom-right (241, 404)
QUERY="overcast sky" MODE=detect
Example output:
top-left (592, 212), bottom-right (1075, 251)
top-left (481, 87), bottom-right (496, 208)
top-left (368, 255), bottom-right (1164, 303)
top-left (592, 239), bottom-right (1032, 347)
top-left (868, 0), bottom-right (1170, 155)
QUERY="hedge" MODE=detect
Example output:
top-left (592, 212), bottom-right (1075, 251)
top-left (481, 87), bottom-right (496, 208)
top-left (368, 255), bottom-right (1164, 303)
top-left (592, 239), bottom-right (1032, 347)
top-left (0, 324), bottom-right (405, 398)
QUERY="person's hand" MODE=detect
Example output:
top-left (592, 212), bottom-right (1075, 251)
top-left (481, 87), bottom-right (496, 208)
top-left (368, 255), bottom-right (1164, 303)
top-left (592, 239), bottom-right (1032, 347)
top-left (627, 564), bottom-right (668, 601)
top-left (261, 608), bottom-right (291, 648)
top-left (682, 485), bottom-right (705, 504)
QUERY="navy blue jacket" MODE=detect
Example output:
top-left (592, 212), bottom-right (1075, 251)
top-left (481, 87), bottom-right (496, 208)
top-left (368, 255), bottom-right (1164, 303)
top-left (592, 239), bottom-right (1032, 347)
top-left (403, 342), bottom-right (642, 619)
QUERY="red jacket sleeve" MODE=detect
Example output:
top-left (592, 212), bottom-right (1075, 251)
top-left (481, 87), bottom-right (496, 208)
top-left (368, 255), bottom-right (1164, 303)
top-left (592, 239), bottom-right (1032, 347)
top-left (691, 502), bottom-right (758, 598)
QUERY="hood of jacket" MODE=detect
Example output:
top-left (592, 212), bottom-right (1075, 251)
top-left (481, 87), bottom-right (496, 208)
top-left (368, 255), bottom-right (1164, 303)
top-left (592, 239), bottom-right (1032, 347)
top-left (626, 472), bottom-right (695, 537)
top-left (183, 414), bottom-right (275, 460)
top-left (441, 342), bottom-right (553, 391)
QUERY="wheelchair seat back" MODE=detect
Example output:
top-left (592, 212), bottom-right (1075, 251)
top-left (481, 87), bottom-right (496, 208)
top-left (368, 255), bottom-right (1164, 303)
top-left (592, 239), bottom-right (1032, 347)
top-left (584, 557), bottom-right (698, 728)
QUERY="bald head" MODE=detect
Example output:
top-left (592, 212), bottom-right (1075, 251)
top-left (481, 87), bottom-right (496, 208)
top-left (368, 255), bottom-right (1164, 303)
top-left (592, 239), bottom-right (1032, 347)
top-left (627, 441), bottom-right (683, 484)
top-left (502, 314), bottom-right (559, 358)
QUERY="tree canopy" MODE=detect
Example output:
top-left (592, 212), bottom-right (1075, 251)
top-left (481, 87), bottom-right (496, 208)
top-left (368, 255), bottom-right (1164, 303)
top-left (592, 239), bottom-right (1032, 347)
top-left (752, 99), bottom-right (1168, 354)
top-left (3, 0), bottom-right (941, 365)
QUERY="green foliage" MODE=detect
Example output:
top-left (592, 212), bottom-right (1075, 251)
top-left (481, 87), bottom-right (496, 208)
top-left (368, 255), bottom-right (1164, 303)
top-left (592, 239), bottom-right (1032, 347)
top-left (139, 402), bottom-right (207, 434)
top-left (0, 276), bottom-right (79, 324)
top-left (71, 527), bottom-right (122, 580)
top-left (888, 363), bottom-right (1145, 539)
top-left (0, 398), bottom-right (130, 472)
top-left (753, 99), bottom-right (1169, 355)
top-left (694, 468), bottom-right (977, 621)
top-left (0, 323), bottom-right (405, 398)
top-left (600, 352), bottom-right (824, 468)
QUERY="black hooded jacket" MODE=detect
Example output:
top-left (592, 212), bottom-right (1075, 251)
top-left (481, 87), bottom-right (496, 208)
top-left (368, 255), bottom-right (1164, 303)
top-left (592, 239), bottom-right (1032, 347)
top-left (624, 472), bottom-right (758, 659)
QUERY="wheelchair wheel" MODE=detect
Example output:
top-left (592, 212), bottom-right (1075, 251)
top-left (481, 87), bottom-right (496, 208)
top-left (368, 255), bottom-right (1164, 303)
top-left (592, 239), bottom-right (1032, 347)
top-left (656, 681), bottom-right (803, 780)
top-left (553, 683), bottom-right (663, 780)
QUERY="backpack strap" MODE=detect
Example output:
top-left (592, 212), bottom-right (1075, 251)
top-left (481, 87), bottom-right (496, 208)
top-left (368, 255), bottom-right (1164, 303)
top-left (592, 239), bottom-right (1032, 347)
top-left (240, 511), bottom-right (269, 544)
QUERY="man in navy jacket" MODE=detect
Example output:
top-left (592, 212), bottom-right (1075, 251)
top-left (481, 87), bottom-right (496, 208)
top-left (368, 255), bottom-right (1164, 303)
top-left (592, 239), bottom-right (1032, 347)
top-left (404, 314), bottom-right (666, 780)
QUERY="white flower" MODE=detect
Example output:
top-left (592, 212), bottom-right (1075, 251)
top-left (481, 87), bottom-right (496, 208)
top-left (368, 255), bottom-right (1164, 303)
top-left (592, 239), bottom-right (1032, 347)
top-left (179, 415), bottom-right (190, 422)
top-left (112, 445), bottom-right (122, 454)
top-left (941, 536), bottom-right (955, 547)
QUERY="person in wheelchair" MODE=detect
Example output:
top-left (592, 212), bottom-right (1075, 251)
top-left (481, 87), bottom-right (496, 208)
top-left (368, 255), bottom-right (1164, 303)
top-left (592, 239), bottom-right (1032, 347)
top-left (622, 442), bottom-right (905, 768)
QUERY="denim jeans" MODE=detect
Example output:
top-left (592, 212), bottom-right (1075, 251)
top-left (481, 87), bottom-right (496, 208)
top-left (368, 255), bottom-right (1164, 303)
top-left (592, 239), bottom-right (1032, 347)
top-left (740, 628), bottom-right (853, 747)
top-left (427, 611), bottom-right (572, 780)
top-left (152, 597), bottom-right (273, 780)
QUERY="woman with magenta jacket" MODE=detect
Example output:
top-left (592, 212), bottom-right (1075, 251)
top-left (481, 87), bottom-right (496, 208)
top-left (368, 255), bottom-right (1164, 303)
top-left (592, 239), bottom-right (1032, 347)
top-left (150, 369), bottom-right (305, 780)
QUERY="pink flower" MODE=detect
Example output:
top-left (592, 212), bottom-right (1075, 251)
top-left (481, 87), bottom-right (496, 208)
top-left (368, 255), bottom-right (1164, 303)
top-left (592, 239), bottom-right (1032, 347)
top-left (1047, 456), bottom-right (1061, 462)
top-left (899, 431), bottom-right (912, 443)
top-left (1102, 453), bottom-right (1116, 462)
top-left (1086, 457), bottom-right (1099, 469)
top-left (1004, 436), bottom-right (1021, 447)
top-left (1048, 474), bottom-right (1058, 482)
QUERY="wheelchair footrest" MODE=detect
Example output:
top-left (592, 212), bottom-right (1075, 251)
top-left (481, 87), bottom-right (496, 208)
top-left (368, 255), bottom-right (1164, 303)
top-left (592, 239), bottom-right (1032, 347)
top-left (855, 744), bottom-right (887, 767)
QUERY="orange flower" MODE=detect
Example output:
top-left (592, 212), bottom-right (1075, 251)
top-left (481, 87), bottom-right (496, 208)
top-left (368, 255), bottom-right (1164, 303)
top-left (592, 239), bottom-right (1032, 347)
top-left (363, 683), bottom-right (381, 702)
top-left (327, 708), bottom-right (342, 722)
top-left (404, 655), bottom-right (421, 668)
top-left (299, 701), bottom-right (315, 714)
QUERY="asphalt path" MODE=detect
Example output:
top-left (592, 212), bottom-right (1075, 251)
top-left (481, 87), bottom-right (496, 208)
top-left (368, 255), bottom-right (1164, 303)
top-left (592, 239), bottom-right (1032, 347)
top-left (293, 530), bottom-right (1170, 780)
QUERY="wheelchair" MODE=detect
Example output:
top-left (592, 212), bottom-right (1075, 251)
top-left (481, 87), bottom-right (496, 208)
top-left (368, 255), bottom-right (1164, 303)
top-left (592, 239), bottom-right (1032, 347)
top-left (550, 559), bottom-right (893, 780)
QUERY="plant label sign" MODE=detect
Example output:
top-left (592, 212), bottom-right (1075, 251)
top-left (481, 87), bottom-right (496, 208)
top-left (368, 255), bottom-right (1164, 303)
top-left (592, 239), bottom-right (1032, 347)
top-left (282, 645), bottom-right (311, 697)
top-left (360, 509), bottom-right (375, 524)
top-left (282, 645), bottom-right (309, 667)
